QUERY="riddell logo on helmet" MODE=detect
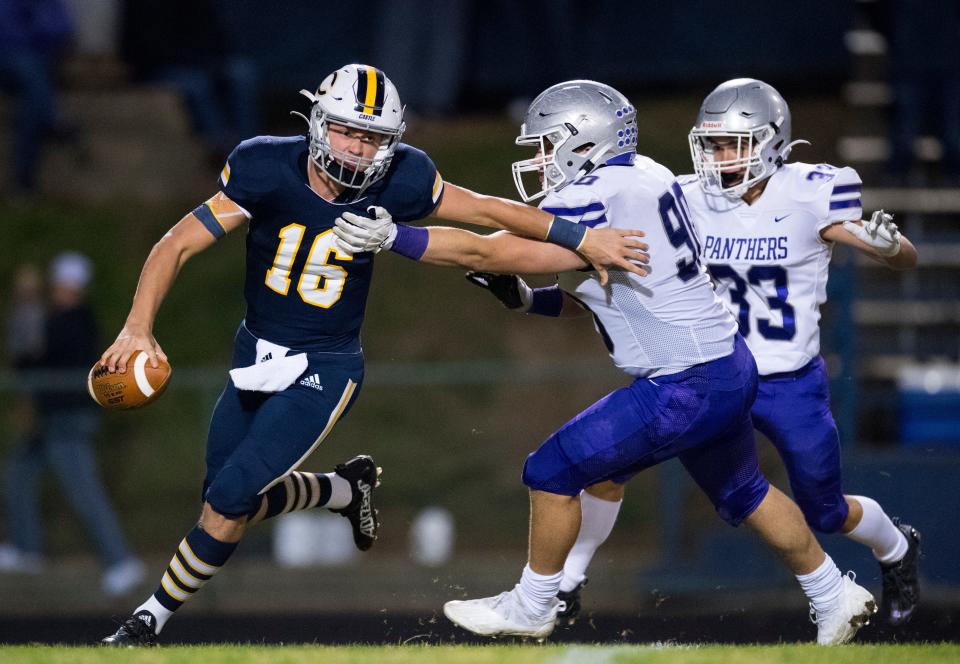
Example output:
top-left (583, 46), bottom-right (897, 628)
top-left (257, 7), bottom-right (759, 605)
top-left (358, 113), bottom-right (378, 121)
top-left (702, 121), bottom-right (723, 128)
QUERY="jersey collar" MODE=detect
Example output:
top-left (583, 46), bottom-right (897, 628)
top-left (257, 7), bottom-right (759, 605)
top-left (604, 152), bottom-right (636, 167)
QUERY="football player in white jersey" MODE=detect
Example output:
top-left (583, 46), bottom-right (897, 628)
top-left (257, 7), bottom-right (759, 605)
top-left (334, 80), bottom-right (877, 645)
top-left (471, 79), bottom-right (922, 631)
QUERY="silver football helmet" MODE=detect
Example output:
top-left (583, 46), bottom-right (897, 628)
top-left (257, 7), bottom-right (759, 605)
top-left (295, 64), bottom-right (405, 200)
top-left (512, 80), bottom-right (638, 202)
top-left (688, 78), bottom-right (808, 198)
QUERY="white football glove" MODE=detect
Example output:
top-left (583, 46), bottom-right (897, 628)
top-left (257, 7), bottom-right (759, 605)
top-left (333, 206), bottom-right (397, 254)
top-left (842, 210), bottom-right (901, 257)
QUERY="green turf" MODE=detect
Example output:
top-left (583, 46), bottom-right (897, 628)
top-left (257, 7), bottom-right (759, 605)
top-left (0, 644), bottom-right (957, 664)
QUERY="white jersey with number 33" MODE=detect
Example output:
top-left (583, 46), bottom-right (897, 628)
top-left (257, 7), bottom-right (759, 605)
top-left (551, 155), bottom-right (737, 378)
top-left (681, 162), bottom-right (863, 375)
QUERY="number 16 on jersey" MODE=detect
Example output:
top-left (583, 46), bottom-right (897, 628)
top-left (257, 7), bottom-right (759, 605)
top-left (265, 224), bottom-right (352, 308)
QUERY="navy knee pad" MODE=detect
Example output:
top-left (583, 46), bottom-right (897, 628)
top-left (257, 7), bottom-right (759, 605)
top-left (798, 494), bottom-right (849, 533)
top-left (714, 475), bottom-right (770, 527)
top-left (204, 459), bottom-right (272, 518)
top-left (521, 450), bottom-right (582, 497)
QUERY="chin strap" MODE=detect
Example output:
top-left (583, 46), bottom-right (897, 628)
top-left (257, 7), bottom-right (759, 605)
top-left (290, 89), bottom-right (318, 128)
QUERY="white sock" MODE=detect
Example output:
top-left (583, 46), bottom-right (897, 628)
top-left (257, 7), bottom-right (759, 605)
top-left (517, 564), bottom-right (563, 618)
top-left (134, 595), bottom-right (174, 634)
top-left (844, 495), bottom-right (908, 565)
top-left (325, 473), bottom-right (353, 510)
top-left (796, 554), bottom-right (843, 615)
top-left (560, 491), bottom-right (622, 592)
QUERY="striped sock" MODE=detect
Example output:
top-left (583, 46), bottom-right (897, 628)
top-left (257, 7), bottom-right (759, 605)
top-left (151, 526), bottom-right (238, 618)
top-left (260, 471), bottom-right (350, 520)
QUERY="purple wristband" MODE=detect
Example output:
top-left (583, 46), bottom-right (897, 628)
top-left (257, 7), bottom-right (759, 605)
top-left (527, 285), bottom-right (564, 317)
top-left (389, 224), bottom-right (429, 261)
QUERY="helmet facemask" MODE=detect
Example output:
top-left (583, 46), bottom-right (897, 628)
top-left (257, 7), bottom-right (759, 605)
top-left (512, 123), bottom-right (612, 203)
top-left (688, 78), bottom-right (809, 200)
top-left (294, 65), bottom-right (406, 203)
top-left (512, 127), bottom-right (569, 203)
top-left (688, 126), bottom-right (778, 199)
top-left (307, 103), bottom-right (403, 199)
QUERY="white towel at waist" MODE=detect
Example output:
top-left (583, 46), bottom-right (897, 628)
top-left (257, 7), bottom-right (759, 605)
top-left (229, 338), bottom-right (308, 392)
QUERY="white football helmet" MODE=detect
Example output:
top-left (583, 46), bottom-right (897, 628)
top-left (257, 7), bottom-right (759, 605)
top-left (512, 80), bottom-right (638, 202)
top-left (296, 64), bottom-right (405, 200)
top-left (688, 78), bottom-right (808, 199)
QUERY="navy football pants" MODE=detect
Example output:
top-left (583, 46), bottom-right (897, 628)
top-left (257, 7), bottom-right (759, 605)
top-left (203, 325), bottom-right (363, 518)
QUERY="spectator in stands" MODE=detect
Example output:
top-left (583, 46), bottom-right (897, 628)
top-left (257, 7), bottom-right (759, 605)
top-left (0, 0), bottom-right (74, 194)
top-left (119, 0), bottom-right (259, 162)
top-left (0, 264), bottom-right (47, 573)
top-left (0, 252), bottom-right (145, 596)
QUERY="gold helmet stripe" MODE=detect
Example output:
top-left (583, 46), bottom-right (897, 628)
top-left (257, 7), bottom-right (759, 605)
top-left (355, 66), bottom-right (385, 116)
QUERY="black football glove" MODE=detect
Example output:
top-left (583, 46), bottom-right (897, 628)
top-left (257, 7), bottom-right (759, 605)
top-left (465, 272), bottom-right (530, 311)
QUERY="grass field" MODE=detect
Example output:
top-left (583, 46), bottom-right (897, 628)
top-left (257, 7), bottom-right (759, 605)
top-left (1, 644), bottom-right (958, 664)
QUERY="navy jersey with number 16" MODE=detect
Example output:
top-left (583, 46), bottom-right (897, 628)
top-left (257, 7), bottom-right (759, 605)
top-left (196, 135), bottom-right (444, 352)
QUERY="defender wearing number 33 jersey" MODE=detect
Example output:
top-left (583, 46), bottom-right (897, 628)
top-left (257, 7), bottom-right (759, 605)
top-left (683, 81), bottom-right (921, 630)
top-left (683, 162), bottom-right (861, 375)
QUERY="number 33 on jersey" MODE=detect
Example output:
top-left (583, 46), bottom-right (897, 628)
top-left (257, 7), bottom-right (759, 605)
top-left (680, 162), bottom-right (863, 375)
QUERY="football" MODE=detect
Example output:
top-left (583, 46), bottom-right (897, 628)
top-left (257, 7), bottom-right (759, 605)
top-left (87, 351), bottom-right (172, 410)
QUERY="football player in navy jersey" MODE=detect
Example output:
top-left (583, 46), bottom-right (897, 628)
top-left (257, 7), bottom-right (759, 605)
top-left (98, 64), bottom-right (649, 646)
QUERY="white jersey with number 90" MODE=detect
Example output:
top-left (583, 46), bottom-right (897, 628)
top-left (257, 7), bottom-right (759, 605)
top-left (551, 155), bottom-right (737, 378)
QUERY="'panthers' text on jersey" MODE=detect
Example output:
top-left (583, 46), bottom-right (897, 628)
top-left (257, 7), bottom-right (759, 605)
top-left (201, 135), bottom-right (443, 352)
top-left (553, 154), bottom-right (737, 378)
top-left (681, 162), bottom-right (863, 374)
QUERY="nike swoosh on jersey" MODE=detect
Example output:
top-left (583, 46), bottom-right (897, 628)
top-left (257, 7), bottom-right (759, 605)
top-left (774, 214), bottom-right (791, 222)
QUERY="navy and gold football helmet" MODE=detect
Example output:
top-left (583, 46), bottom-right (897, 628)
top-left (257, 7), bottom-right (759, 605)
top-left (297, 64), bottom-right (405, 198)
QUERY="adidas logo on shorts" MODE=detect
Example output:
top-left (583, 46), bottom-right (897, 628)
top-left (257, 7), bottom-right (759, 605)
top-left (298, 373), bottom-right (324, 391)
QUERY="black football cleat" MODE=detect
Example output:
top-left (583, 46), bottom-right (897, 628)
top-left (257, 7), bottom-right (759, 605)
top-left (556, 578), bottom-right (587, 627)
top-left (330, 455), bottom-right (381, 551)
top-left (101, 611), bottom-right (158, 647)
top-left (880, 518), bottom-right (921, 626)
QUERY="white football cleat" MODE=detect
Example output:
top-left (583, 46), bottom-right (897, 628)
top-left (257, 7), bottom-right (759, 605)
top-left (811, 573), bottom-right (878, 645)
top-left (443, 586), bottom-right (564, 639)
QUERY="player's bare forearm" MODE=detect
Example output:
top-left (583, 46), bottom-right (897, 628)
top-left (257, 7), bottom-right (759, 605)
top-left (434, 183), bottom-right (649, 284)
top-left (820, 221), bottom-right (918, 271)
top-left (124, 214), bottom-right (217, 330)
top-left (125, 193), bottom-right (247, 330)
top-left (422, 226), bottom-right (587, 274)
top-left (104, 197), bottom-right (246, 371)
top-left (434, 183), bottom-right (537, 232)
top-left (881, 235), bottom-right (917, 270)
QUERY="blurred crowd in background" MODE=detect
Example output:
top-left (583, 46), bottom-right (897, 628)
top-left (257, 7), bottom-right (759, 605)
top-left (1, 0), bottom-right (958, 198)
